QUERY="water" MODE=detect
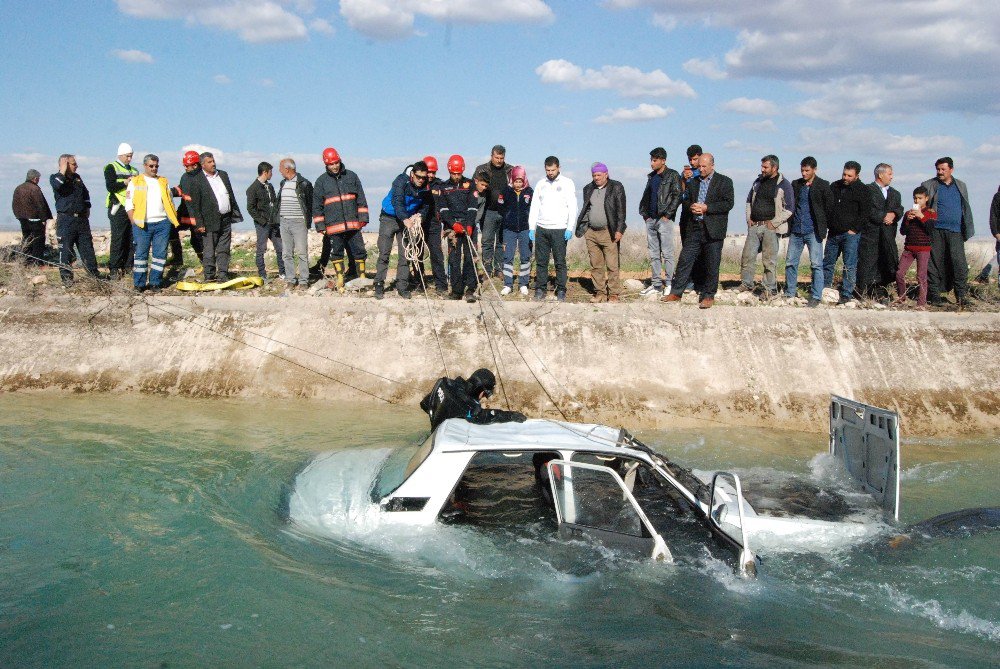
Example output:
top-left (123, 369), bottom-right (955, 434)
top-left (1, 395), bottom-right (996, 667)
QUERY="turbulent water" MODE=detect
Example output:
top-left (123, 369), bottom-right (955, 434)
top-left (1, 395), bottom-right (997, 667)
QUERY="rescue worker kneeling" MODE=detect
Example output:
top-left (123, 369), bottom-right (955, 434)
top-left (420, 368), bottom-right (527, 430)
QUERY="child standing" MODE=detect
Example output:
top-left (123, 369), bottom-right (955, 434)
top-left (498, 166), bottom-right (533, 296)
top-left (894, 185), bottom-right (937, 309)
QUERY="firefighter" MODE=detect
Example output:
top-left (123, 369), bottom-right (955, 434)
top-left (420, 368), bottom-right (527, 430)
top-left (311, 147), bottom-right (370, 293)
top-left (173, 150), bottom-right (205, 262)
top-left (418, 155), bottom-right (449, 293)
top-left (438, 154), bottom-right (479, 302)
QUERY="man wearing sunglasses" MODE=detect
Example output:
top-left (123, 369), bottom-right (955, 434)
top-left (374, 160), bottom-right (433, 299)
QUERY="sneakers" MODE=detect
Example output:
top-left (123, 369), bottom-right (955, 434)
top-left (500, 286), bottom-right (512, 296)
top-left (807, 298), bottom-right (821, 308)
top-left (374, 282), bottom-right (385, 300)
top-left (639, 285), bottom-right (660, 296)
top-left (663, 282), bottom-right (672, 296)
top-left (534, 289), bottom-right (546, 301)
top-left (397, 289), bottom-right (412, 299)
top-left (519, 285), bottom-right (529, 296)
top-left (278, 273), bottom-right (286, 281)
top-left (556, 291), bottom-right (566, 302)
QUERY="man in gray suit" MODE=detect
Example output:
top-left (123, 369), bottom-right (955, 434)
top-left (857, 163), bottom-right (904, 300)
top-left (661, 153), bottom-right (735, 309)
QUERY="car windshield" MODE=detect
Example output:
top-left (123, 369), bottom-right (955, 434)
top-left (370, 433), bottom-right (435, 502)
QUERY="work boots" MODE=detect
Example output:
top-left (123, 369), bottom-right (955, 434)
top-left (356, 259), bottom-right (366, 278)
top-left (329, 259), bottom-right (346, 293)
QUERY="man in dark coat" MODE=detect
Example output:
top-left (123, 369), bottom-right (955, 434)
top-left (246, 161), bottom-right (285, 281)
top-left (12, 169), bottom-right (53, 265)
top-left (186, 152), bottom-right (243, 282)
top-left (420, 368), bottom-right (527, 430)
top-left (662, 153), bottom-right (735, 309)
top-left (857, 163), bottom-right (904, 300)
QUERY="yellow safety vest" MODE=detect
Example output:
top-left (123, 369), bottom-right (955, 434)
top-left (131, 175), bottom-right (179, 229)
top-left (106, 160), bottom-right (139, 207)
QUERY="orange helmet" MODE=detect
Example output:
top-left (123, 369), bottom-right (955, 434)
top-left (447, 155), bottom-right (465, 174)
top-left (322, 147), bottom-right (341, 165)
top-left (423, 155), bottom-right (438, 172)
top-left (182, 150), bottom-right (200, 166)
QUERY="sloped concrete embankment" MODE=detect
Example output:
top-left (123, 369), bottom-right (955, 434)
top-left (0, 295), bottom-right (997, 436)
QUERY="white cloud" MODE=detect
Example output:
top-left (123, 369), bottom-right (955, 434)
top-left (798, 127), bottom-right (963, 157)
top-left (721, 97), bottom-right (779, 116)
top-left (116, 0), bottom-right (308, 43)
top-left (682, 57), bottom-right (726, 80)
top-left (309, 17), bottom-right (335, 36)
top-left (536, 59), bottom-right (696, 98)
top-left (594, 103), bottom-right (673, 124)
top-left (339, 0), bottom-right (553, 41)
top-left (650, 12), bottom-right (676, 31)
top-left (111, 49), bottom-right (154, 64)
top-left (605, 0), bottom-right (1000, 116)
top-left (213, 74), bottom-right (232, 85)
top-left (741, 120), bottom-right (777, 133)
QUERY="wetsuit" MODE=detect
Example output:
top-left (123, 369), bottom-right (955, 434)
top-left (419, 376), bottom-right (527, 430)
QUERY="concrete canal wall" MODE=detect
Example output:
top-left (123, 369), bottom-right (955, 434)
top-left (0, 294), bottom-right (997, 436)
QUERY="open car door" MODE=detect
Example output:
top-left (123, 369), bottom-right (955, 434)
top-left (830, 396), bottom-right (900, 521)
top-left (547, 460), bottom-right (671, 561)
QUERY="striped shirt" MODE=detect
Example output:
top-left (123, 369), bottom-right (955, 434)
top-left (279, 179), bottom-right (304, 221)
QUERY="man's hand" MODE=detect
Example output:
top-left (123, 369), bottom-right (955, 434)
top-left (682, 165), bottom-right (693, 180)
top-left (995, 233), bottom-right (1000, 242)
top-left (883, 213), bottom-right (895, 225)
top-left (58, 156), bottom-right (68, 175)
top-left (528, 230), bottom-right (535, 242)
top-left (690, 202), bottom-right (707, 216)
top-left (614, 231), bottom-right (623, 242)
top-left (563, 229), bottom-right (572, 242)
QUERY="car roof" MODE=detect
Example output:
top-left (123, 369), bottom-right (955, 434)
top-left (433, 418), bottom-right (632, 454)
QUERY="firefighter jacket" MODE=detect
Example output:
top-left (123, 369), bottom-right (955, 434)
top-left (312, 166), bottom-right (369, 234)
top-left (436, 175), bottom-right (478, 230)
top-left (174, 167), bottom-right (200, 229)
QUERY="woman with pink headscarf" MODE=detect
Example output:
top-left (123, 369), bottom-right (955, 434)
top-left (497, 166), bottom-right (533, 296)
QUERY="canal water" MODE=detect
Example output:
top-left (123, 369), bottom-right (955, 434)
top-left (1, 394), bottom-right (996, 667)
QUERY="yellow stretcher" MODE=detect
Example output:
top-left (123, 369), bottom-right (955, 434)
top-left (174, 276), bottom-right (264, 292)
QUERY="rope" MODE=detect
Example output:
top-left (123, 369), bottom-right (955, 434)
top-left (399, 216), bottom-right (450, 377)
top-left (463, 234), bottom-right (512, 411)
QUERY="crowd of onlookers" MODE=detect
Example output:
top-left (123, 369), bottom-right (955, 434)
top-left (10, 142), bottom-right (1000, 309)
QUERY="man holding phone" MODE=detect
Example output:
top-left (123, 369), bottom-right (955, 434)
top-left (50, 154), bottom-right (100, 287)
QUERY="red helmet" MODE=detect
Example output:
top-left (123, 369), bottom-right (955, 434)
top-left (182, 150), bottom-right (200, 166)
top-left (322, 147), bottom-right (341, 165)
top-left (447, 155), bottom-right (465, 174)
top-left (423, 155), bottom-right (438, 172)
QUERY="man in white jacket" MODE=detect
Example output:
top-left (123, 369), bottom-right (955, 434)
top-left (528, 156), bottom-right (577, 302)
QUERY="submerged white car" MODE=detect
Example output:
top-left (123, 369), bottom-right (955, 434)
top-left (366, 396), bottom-right (900, 577)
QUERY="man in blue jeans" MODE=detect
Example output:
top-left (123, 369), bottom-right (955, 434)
top-left (786, 156), bottom-right (833, 306)
top-left (125, 154), bottom-right (179, 292)
top-left (638, 147), bottom-right (682, 296)
top-left (823, 161), bottom-right (871, 304)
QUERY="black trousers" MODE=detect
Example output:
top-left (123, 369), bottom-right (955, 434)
top-left (928, 228), bottom-right (968, 300)
top-left (168, 225), bottom-right (183, 263)
top-left (533, 227), bottom-right (568, 293)
top-left (422, 217), bottom-right (449, 291)
top-left (202, 215), bottom-right (233, 280)
top-left (449, 230), bottom-right (478, 294)
top-left (254, 224), bottom-right (285, 277)
top-left (56, 213), bottom-right (99, 283)
top-left (856, 222), bottom-right (899, 298)
top-left (670, 222), bottom-right (723, 299)
top-left (18, 219), bottom-right (46, 264)
top-left (108, 204), bottom-right (133, 272)
top-left (327, 229), bottom-right (367, 263)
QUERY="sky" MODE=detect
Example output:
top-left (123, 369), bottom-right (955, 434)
top-left (2, 0), bottom-right (998, 236)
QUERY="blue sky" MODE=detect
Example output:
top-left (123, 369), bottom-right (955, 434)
top-left (3, 1), bottom-right (998, 236)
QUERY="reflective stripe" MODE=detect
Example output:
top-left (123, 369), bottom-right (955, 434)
top-left (345, 220), bottom-right (364, 230)
top-left (357, 207), bottom-right (368, 213)
top-left (323, 193), bottom-right (357, 205)
top-left (312, 215), bottom-right (325, 223)
top-left (180, 216), bottom-right (197, 226)
top-left (325, 223), bottom-right (347, 235)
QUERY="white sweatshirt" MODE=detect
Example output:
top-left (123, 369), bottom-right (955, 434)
top-left (528, 173), bottom-right (578, 231)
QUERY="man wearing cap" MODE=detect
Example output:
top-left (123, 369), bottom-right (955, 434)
top-left (474, 145), bottom-right (514, 277)
top-left (125, 154), bottom-right (179, 292)
top-left (185, 152), bottom-right (242, 282)
top-left (104, 143), bottom-right (139, 279)
top-left (50, 154), bottom-right (100, 286)
top-left (576, 162), bottom-right (627, 303)
top-left (311, 147), bottom-right (369, 293)
top-left (528, 156), bottom-right (577, 302)
top-left (12, 169), bottom-right (53, 265)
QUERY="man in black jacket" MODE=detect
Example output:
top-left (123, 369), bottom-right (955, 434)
top-left (246, 161), bottom-right (285, 281)
top-left (823, 161), bottom-right (871, 304)
top-left (662, 153), bottom-right (734, 309)
top-left (857, 163), bottom-right (904, 300)
top-left (187, 152), bottom-right (243, 282)
top-left (50, 154), bottom-right (100, 286)
top-left (638, 147), bottom-right (682, 296)
top-left (784, 156), bottom-right (833, 306)
top-left (576, 162), bottom-right (627, 302)
top-left (420, 368), bottom-right (527, 430)
top-left (473, 145), bottom-right (513, 277)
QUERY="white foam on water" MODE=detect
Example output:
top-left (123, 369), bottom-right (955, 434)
top-left (880, 584), bottom-right (1000, 642)
top-left (900, 461), bottom-right (961, 483)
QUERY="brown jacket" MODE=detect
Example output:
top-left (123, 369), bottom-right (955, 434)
top-left (12, 181), bottom-right (53, 220)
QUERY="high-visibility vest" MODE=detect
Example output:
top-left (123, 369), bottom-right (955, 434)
top-left (105, 160), bottom-right (139, 207)
top-left (130, 175), bottom-right (179, 228)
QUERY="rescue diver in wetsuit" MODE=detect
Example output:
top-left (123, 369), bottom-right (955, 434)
top-left (420, 368), bottom-right (527, 430)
